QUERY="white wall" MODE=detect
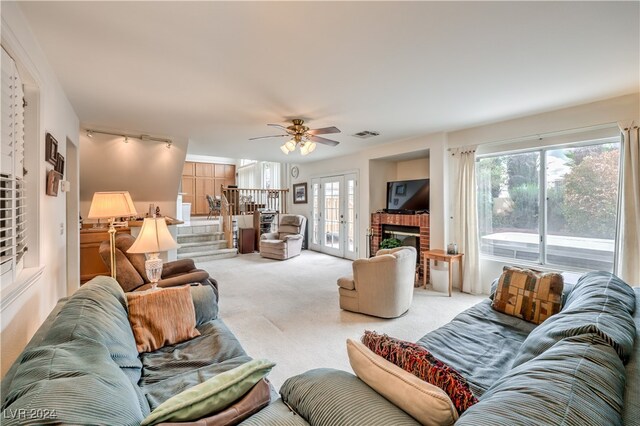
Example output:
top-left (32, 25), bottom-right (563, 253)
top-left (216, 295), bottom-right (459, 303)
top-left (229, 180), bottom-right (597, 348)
top-left (396, 158), bottom-right (429, 180)
top-left (79, 132), bottom-right (188, 220)
top-left (446, 93), bottom-right (640, 292)
top-left (1, 3), bottom-right (80, 377)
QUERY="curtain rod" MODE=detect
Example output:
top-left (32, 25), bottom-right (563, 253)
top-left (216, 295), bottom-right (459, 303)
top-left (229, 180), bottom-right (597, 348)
top-left (447, 122), bottom-right (618, 152)
top-left (85, 129), bottom-right (172, 147)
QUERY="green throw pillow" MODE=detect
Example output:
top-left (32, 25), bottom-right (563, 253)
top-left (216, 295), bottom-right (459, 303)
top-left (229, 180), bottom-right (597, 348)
top-left (141, 359), bottom-right (275, 426)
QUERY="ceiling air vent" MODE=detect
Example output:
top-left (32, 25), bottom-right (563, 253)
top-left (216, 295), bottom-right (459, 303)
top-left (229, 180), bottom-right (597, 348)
top-left (352, 130), bottom-right (380, 139)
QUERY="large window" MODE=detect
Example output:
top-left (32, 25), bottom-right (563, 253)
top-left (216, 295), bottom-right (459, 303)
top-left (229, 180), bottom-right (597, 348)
top-left (477, 137), bottom-right (621, 272)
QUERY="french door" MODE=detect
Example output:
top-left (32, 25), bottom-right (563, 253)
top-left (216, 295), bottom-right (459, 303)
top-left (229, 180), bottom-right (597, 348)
top-left (310, 173), bottom-right (358, 260)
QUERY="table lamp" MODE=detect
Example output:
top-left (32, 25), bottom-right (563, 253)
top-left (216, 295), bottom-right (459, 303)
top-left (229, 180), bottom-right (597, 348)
top-left (87, 191), bottom-right (137, 280)
top-left (127, 217), bottom-right (179, 290)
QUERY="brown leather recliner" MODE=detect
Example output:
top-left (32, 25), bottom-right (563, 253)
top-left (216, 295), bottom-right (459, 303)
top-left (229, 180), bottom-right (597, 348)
top-left (99, 233), bottom-right (218, 299)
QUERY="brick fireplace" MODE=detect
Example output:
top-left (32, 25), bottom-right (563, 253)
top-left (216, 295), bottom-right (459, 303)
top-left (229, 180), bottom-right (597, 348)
top-left (371, 213), bottom-right (430, 286)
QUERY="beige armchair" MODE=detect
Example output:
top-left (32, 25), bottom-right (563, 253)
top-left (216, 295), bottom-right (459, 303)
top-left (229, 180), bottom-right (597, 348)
top-left (260, 214), bottom-right (307, 260)
top-left (337, 246), bottom-right (417, 318)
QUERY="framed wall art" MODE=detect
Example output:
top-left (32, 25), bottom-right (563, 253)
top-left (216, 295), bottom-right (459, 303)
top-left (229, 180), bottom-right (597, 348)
top-left (55, 153), bottom-right (65, 176)
top-left (45, 133), bottom-right (58, 165)
top-left (293, 182), bottom-right (308, 204)
top-left (46, 170), bottom-right (62, 196)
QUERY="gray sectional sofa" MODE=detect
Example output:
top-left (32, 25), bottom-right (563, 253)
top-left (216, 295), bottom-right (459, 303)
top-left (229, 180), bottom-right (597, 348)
top-left (0, 276), bottom-right (270, 425)
top-left (2, 271), bottom-right (638, 425)
top-left (241, 271), bottom-right (639, 426)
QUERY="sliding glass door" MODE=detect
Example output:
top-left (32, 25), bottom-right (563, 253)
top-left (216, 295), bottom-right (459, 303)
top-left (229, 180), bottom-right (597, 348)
top-left (310, 173), bottom-right (358, 260)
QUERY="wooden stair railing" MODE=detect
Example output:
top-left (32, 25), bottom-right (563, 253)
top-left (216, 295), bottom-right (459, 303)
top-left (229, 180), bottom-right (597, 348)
top-left (221, 187), bottom-right (289, 216)
top-left (220, 194), bottom-right (233, 249)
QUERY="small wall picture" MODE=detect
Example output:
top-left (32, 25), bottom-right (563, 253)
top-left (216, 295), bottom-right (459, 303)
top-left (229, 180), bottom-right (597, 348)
top-left (45, 133), bottom-right (58, 165)
top-left (46, 170), bottom-right (62, 196)
top-left (55, 153), bottom-right (65, 176)
top-left (293, 182), bottom-right (308, 204)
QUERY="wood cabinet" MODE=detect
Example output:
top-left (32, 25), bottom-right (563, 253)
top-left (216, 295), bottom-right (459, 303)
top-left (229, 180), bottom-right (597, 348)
top-left (182, 161), bottom-right (236, 215)
top-left (80, 227), bottom-right (131, 284)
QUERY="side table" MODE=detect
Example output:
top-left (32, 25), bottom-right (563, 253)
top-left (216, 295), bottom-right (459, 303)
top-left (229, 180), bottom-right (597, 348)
top-left (423, 249), bottom-right (464, 296)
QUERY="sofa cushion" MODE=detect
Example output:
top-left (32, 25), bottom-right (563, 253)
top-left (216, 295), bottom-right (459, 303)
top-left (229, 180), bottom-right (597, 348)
top-left (491, 266), bottom-right (564, 325)
top-left (347, 339), bottom-right (458, 425)
top-left (140, 319), bottom-right (251, 409)
top-left (512, 271), bottom-right (636, 367)
top-left (456, 334), bottom-right (626, 426)
top-left (141, 359), bottom-right (275, 426)
top-left (623, 288), bottom-right (640, 425)
top-left (416, 299), bottom-right (536, 397)
top-left (127, 286), bottom-right (201, 353)
top-left (280, 369), bottom-right (420, 426)
top-left (280, 215), bottom-right (303, 226)
top-left (190, 283), bottom-right (219, 326)
top-left (238, 399), bottom-right (311, 426)
top-left (362, 331), bottom-right (477, 413)
top-left (1, 338), bottom-right (150, 426)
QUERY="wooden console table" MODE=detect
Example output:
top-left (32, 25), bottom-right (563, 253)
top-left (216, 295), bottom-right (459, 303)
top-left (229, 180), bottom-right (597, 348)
top-left (422, 249), bottom-right (464, 296)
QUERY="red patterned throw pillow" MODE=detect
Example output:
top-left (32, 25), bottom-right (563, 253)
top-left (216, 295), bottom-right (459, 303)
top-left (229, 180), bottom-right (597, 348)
top-left (362, 331), bottom-right (478, 414)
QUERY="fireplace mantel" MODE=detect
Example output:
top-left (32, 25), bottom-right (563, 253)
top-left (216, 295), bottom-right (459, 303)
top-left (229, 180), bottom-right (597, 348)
top-left (371, 212), bottom-right (430, 286)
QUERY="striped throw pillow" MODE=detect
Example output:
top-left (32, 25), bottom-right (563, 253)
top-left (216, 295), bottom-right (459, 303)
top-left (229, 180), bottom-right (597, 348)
top-left (127, 285), bottom-right (200, 353)
top-left (362, 331), bottom-right (478, 414)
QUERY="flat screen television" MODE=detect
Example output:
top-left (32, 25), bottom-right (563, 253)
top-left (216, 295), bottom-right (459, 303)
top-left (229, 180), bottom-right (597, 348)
top-left (386, 179), bottom-right (429, 213)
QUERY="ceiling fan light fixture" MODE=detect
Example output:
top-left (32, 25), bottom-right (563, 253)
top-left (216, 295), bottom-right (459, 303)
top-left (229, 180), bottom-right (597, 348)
top-left (280, 144), bottom-right (290, 155)
top-left (300, 143), bottom-right (310, 156)
top-left (285, 140), bottom-right (296, 152)
top-left (308, 142), bottom-right (317, 153)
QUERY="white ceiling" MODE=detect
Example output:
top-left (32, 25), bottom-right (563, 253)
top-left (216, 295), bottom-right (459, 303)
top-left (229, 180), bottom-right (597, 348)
top-left (18, 1), bottom-right (639, 163)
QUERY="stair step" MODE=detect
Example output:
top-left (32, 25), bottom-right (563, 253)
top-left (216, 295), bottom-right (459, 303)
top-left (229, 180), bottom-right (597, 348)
top-left (177, 232), bottom-right (225, 244)
top-left (178, 240), bottom-right (228, 253)
top-left (178, 248), bottom-right (238, 262)
top-left (177, 224), bottom-right (220, 235)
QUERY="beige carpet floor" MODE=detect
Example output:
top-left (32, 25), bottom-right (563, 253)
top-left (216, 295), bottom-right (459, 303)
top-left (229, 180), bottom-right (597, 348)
top-left (198, 251), bottom-right (485, 390)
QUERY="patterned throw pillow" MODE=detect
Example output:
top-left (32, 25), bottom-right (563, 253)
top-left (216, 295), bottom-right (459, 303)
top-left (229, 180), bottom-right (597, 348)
top-left (491, 266), bottom-right (564, 325)
top-left (362, 331), bottom-right (478, 414)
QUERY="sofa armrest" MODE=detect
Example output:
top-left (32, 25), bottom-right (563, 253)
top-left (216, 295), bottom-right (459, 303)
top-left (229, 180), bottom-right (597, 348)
top-left (161, 258), bottom-right (197, 277)
top-left (261, 232), bottom-right (279, 240)
top-left (337, 276), bottom-right (356, 290)
top-left (156, 270), bottom-right (210, 288)
top-left (283, 234), bottom-right (303, 241)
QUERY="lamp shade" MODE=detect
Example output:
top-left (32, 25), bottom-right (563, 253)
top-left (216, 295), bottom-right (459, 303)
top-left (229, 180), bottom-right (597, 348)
top-left (127, 217), bottom-right (179, 254)
top-left (88, 191), bottom-right (137, 219)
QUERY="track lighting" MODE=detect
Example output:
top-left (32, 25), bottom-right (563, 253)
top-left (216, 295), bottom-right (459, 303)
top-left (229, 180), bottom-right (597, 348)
top-left (84, 129), bottom-right (172, 148)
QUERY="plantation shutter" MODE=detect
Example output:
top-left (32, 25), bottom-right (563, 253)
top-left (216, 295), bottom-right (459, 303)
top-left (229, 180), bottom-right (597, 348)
top-left (1, 47), bottom-right (26, 282)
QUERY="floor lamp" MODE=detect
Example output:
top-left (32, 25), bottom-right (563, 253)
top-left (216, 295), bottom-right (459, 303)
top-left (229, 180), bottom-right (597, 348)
top-left (87, 191), bottom-right (137, 280)
top-left (127, 217), bottom-right (179, 290)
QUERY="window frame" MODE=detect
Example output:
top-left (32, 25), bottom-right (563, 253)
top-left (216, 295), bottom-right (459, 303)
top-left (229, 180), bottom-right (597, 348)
top-left (476, 135), bottom-right (623, 274)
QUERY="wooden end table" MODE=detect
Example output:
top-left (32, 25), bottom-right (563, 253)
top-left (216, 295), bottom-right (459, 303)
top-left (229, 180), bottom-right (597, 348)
top-left (423, 249), bottom-right (464, 296)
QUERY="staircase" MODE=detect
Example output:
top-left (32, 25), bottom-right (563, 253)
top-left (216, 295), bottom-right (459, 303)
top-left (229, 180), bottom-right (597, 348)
top-left (177, 221), bottom-right (237, 263)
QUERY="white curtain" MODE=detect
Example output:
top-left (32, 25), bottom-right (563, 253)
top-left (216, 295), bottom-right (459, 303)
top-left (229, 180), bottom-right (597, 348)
top-left (618, 122), bottom-right (640, 286)
top-left (453, 148), bottom-right (482, 294)
top-left (237, 162), bottom-right (259, 188)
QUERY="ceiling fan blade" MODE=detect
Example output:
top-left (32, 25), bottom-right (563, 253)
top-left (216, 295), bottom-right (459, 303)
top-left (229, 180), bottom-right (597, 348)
top-left (248, 134), bottom-right (288, 141)
top-left (307, 134), bottom-right (340, 147)
top-left (267, 124), bottom-right (289, 131)
top-left (307, 126), bottom-right (341, 135)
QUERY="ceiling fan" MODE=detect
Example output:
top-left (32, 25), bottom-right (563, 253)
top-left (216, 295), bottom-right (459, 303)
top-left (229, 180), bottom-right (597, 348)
top-left (249, 119), bottom-right (340, 155)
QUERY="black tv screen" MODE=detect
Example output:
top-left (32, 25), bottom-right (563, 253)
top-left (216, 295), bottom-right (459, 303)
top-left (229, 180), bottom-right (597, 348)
top-left (386, 179), bottom-right (429, 212)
